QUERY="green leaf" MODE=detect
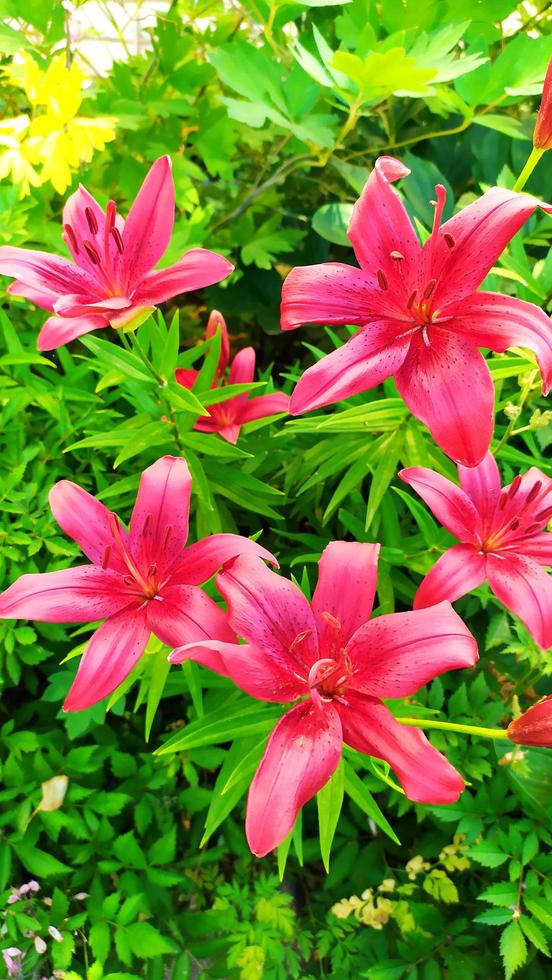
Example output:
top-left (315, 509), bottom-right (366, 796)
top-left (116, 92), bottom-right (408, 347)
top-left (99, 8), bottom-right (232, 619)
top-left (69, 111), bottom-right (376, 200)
top-left (474, 909), bottom-right (515, 926)
top-left (343, 761), bottom-right (400, 844)
top-left (148, 827), bottom-right (176, 866)
top-left (312, 203), bottom-right (354, 246)
top-left (17, 844), bottom-right (70, 876)
top-left (125, 921), bottom-right (177, 957)
top-left (524, 897), bottom-right (552, 930)
top-left (500, 921), bottom-right (527, 979)
top-left (113, 832), bottom-right (147, 869)
top-left (519, 916), bottom-right (550, 957)
top-left (468, 842), bottom-right (509, 868)
top-left (477, 882), bottom-right (518, 907)
top-left (317, 760), bottom-right (344, 872)
top-left (145, 649), bottom-right (171, 742)
top-left (156, 698), bottom-right (281, 754)
top-left (89, 922), bottom-right (111, 964)
top-left (474, 114), bottom-right (530, 140)
top-left (365, 431), bottom-right (404, 531)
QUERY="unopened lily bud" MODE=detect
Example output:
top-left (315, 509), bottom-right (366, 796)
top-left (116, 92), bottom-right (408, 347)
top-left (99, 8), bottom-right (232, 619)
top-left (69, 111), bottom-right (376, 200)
top-left (206, 309), bottom-right (230, 375)
top-left (534, 58), bottom-right (552, 150)
top-left (507, 695), bottom-right (552, 747)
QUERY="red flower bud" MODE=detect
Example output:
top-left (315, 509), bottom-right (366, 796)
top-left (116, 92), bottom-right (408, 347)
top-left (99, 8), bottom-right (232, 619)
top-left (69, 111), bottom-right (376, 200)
top-left (534, 58), bottom-right (552, 150)
top-left (507, 695), bottom-right (552, 747)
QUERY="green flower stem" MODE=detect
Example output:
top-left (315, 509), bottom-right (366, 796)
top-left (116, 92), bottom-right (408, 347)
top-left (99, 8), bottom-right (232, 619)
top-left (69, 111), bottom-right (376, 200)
top-left (396, 716), bottom-right (510, 740)
top-left (513, 146), bottom-right (545, 193)
top-left (493, 367), bottom-right (538, 457)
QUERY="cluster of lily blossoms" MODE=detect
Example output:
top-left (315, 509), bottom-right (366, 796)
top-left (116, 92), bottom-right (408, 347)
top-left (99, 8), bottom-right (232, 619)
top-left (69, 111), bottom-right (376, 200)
top-left (1, 85), bottom-right (552, 856)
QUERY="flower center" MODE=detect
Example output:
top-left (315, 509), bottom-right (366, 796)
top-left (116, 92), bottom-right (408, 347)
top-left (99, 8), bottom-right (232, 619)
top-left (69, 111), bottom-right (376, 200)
top-left (64, 200), bottom-right (125, 296)
top-left (104, 512), bottom-right (171, 603)
top-left (308, 651), bottom-right (352, 710)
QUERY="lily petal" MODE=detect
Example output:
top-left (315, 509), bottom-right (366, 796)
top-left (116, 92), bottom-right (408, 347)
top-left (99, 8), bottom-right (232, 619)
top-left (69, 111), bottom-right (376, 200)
top-left (487, 552), bottom-right (552, 650)
top-left (169, 639), bottom-right (306, 701)
top-left (216, 554), bottom-right (319, 671)
top-left (53, 294), bottom-right (131, 318)
top-left (348, 156), bottom-right (421, 290)
top-left (133, 248), bottom-right (234, 305)
top-left (399, 466), bottom-right (481, 543)
top-left (229, 347), bottom-right (256, 386)
top-left (457, 451), bottom-right (501, 533)
top-left (145, 583), bottom-right (234, 648)
top-left (49, 480), bottom-right (128, 574)
top-left (290, 321), bottom-right (410, 415)
top-left (340, 694), bottom-right (465, 804)
top-left (0, 566), bottom-right (132, 623)
top-left (0, 245), bottom-right (103, 299)
top-left (122, 156), bottom-right (175, 283)
top-left (37, 314), bottom-right (109, 351)
top-left (430, 187), bottom-right (552, 308)
top-left (520, 532), bottom-right (552, 564)
top-left (239, 392), bottom-right (289, 424)
top-left (311, 541), bottom-right (380, 649)
top-left (129, 455), bottom-right (191, 577)
top-left (63, 605), bottom-right (149, 711)
top-left (348, 600), bottom-right (478, 697)
top-left (8, 279), bottom-right (57, 311)
top-left (245, 700), bottom-right (342, 856)
top-left (414, 544), bottom-right (487, 609)
top-left (175, 533), bottom-right (277, 586)
top-left (447, 292), bottom-right (552, 395)
top-left (395, 328), bottom-right (494, 467)
top-left (280, 262), bottom-right (383, 331)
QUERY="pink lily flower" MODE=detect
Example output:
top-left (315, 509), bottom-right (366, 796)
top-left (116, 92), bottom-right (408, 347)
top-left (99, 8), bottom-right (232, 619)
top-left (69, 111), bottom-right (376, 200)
top-left (0, 156), bottom-right (234, 350)
top-left (169, 542), bottom-right (478, 856)
top-left (281, 156), bottom-right (552, 466)
top-left (175, 310), bottom-right (289, 444)
top-left (400, 453), bottom-right (552, 649)
top-left (0, 456), bottom-right (276, 711)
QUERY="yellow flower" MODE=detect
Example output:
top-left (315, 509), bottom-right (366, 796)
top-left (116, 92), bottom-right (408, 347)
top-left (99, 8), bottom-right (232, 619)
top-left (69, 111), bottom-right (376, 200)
top-left (0, 117), bottom-right (41, 197)
top-left (1, 54), bottom-right (116, 195)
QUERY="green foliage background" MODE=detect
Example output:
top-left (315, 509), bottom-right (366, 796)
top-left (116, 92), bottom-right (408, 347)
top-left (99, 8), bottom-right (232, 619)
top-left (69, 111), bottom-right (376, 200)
top-left (1, 1), bottom-right (552, 977)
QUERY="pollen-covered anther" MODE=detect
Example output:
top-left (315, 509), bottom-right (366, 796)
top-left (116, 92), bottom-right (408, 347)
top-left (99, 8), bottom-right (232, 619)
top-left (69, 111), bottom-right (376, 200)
top-left (106, 200), bottom-right (117, 232)
top-left (377, 269), bottom-right (388, 290)
top-left (444, 233), bottom-right (456, 249)
top-left (289, 629), bottom-right (312, 655)
top-left (85, 207), bottom-right (98, 235)
top-left (390, 250), bottom-right (404, 261)
top-left (64, 224), bottom-right (79, 254)
top-left (422, 278), bottom-right (437, 301)
top-left (111, 227), bottom-right (124, 254)
top-left (526, 481), bottom-right (542, 504)
top-left (83, 240), bottom-right (100, 265)
top-left (508, 475), bottom-right (522, 498)
top-left (321, 611), bottom-right (342, 631)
